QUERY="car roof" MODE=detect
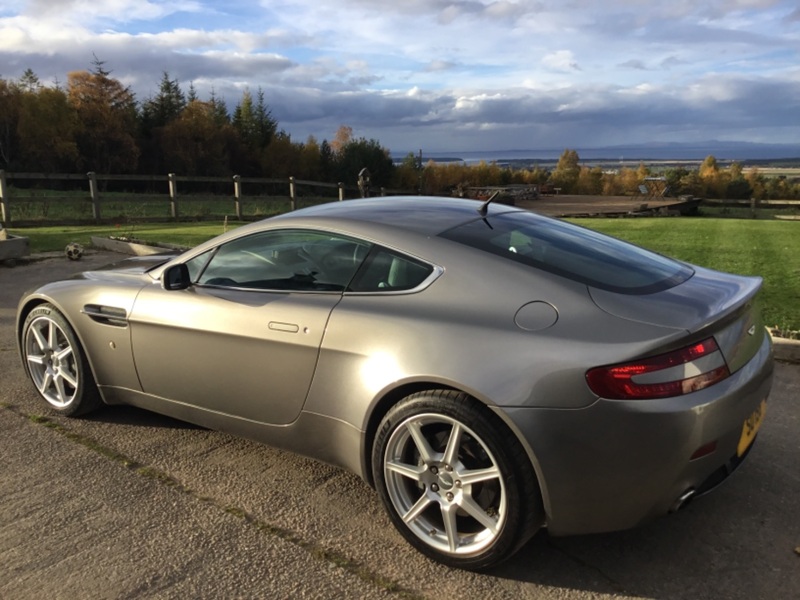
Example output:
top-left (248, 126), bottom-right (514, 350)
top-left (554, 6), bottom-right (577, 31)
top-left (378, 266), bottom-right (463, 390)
top-left (150, 196), bottom-right (523, 279)
top-left (273, 196), bottom-right (521, 237)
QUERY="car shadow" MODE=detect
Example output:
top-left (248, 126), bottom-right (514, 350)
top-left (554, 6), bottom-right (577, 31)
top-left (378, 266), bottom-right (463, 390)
top-left (85, 404), bottom-right (205, 430)
top-left (488, 461), bottom-right (787, 599)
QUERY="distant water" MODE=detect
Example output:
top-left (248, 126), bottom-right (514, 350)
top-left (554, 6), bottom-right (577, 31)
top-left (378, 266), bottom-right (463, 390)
top-left (394, 143), bottom-right (800, 164)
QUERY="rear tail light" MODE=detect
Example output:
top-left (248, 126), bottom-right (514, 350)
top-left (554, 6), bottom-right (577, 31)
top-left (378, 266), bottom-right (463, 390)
top-left (586, 338), bottom-right (730, 400)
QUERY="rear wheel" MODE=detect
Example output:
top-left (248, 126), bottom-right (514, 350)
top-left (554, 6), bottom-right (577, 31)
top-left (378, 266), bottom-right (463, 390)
top-left (22, 304), bottom-right (101, 416)
top-left (373, 390), bottom-right (542, 569)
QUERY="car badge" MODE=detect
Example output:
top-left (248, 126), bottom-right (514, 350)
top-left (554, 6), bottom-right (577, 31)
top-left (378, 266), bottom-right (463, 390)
top-left (747, 325), bottom-right (756, 336)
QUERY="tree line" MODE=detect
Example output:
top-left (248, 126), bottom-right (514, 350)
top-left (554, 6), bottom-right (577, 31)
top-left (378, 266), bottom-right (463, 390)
top-left (1, 63), bottom-right (797, 200)
top-left (0, 62), bottom-right (394, 188)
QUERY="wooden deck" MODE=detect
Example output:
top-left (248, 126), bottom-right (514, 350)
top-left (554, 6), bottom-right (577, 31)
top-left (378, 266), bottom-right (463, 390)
top-left (515, 194), bottom-right (698, 217)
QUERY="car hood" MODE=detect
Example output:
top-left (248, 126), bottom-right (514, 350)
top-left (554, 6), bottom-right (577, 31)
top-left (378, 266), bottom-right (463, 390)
top-left (589, 265), bottom-right (762, 333)
top-left (76, 253), bottom-right (176, 281)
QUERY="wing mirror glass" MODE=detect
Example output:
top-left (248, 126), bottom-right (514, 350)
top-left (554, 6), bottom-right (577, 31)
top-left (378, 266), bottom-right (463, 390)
top-left (162, 264), bottom-right (191, 290)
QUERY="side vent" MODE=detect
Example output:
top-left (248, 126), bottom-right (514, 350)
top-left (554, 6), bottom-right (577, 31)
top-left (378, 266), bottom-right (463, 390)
top-left (82, 304), bottom-right (129, 327)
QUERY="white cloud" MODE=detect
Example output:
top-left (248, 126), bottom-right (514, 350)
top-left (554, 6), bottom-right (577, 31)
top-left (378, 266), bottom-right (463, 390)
top-left (24, 0), bottom-right (202, 25)
top-left (0, 0), bottom-right (798, 151)
top-left (541, 50), bottom-right (581, 72)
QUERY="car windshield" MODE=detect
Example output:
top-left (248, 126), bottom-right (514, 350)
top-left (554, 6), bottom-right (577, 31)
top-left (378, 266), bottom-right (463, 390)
top-left (439, 211), bottom-right (694, 294)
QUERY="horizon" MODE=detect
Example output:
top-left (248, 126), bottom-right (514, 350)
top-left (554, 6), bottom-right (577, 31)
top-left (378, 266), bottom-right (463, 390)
top-left (394, 142), bottom-right (800, 163)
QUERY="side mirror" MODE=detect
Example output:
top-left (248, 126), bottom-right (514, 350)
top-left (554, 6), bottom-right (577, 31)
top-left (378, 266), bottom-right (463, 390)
top-left (162, 264), bottom-right (191, 290)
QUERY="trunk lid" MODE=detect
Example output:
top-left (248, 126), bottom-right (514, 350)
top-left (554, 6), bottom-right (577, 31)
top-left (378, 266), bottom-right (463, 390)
top-left (589, 266), bottom-right (766, 373)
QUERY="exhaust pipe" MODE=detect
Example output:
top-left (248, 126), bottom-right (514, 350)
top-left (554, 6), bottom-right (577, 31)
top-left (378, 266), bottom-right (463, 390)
top-left (670, 488), bottom-right (696, 513)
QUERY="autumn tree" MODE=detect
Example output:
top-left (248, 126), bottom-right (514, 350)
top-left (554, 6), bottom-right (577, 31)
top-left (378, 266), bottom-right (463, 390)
top-left (331, 125), bottom-right (353, 155)
top-left (67, 59), bottom-right (139, 172)
top-left (159, 100), bottom-right (237, 176)
top-left (550, 149), bottom-right (580, 192)
top-left (297, 135), bottom-right (323, 180)
top-left (575, 165), bottom-right (603, 195)
top-left (602, 172), bottom-right (625, 196)
top-left (699, 155), bottom-right (719, 178)
top-left (746, 168), bottom-right (767, 200)
top-left (521, 165), bottom-right (550, 186)
top-left (764, 175), bottom-right (791, 200)
top-left (17, 86), bottom-right (79, 172)
top-left (471, 161), bottom-right (510, 186)
top-left (0, 72), bottom-right (79, 172)
top-left (697, 154), bottom-right (727, 197)
top-left (678, 170), bottom-right (704, 197)
top-left (393, 152), bottom-right (423, 191)
top-left (261, 131), bottom-right (304, 178)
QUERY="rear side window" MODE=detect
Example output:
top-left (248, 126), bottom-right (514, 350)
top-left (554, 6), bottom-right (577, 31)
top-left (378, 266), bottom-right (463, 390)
top-left (440, 211), bottom-right (693, 294)
top-left (349, 248), bottom-right (434, 292)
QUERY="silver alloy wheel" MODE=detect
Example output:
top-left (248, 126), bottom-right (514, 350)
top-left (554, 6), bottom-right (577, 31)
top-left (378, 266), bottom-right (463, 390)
top-left (383, 412), bottom-right (507, 556)
top-left (24, 315), bottom-right (80, 408)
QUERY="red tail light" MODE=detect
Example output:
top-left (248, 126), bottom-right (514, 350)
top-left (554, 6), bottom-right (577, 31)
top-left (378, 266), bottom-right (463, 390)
top-left (586, 338), bottom-right (730, 400)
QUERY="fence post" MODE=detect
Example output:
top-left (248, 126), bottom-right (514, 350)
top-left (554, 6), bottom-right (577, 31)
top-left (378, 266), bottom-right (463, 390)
top-left (289, 176), bottom-right (296, 211)
top-left (380, 187), bottom-right (386, 197)
top-left (0, 170), bottom-right (8, 224)
top-left (233, 175), bottom-right (243, 220)
top-left (338, 182), bottom-right (344, 202)
top-left (87, 171), bottom-right (101, 221)
top-left (168, 173), bottom-right (179, 220)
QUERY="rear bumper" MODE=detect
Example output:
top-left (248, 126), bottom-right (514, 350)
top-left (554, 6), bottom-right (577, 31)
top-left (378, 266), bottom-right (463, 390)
top-left (505, 333), bottom-right (774, 536)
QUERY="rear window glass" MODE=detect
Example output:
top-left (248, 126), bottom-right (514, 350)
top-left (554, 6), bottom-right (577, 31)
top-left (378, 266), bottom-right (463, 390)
top-left (439, 211), bottom-right (693, 294)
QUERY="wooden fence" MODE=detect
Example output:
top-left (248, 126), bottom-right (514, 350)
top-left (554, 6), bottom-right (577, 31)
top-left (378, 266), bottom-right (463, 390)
top-left (0, 171), bottom-right (403, 225)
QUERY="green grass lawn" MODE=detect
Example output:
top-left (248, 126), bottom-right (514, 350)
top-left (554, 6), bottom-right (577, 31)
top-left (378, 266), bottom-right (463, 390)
top-left (570, 218), bottom-right (800, 333)
top-left (9, 216), bottom-right (800, 332)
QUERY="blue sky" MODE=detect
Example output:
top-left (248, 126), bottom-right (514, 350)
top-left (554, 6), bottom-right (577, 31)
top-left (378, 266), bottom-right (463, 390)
top-left (1, 0), bottom-right (798, 154)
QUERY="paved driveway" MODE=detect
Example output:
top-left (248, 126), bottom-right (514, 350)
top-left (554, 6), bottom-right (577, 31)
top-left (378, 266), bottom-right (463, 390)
top-left (1, 254), bottom-right (798, 599)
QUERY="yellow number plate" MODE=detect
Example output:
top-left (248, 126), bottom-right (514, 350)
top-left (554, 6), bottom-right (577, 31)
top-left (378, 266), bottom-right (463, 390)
top-left (737, 399), bottom-right (767, 457)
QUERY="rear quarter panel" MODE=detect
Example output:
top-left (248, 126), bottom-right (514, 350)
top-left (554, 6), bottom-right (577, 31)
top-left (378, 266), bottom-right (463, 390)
top-left (305, 244), bottom-right (689, 426)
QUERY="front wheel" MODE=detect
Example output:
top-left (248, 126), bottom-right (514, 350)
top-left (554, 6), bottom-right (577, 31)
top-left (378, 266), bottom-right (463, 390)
top-left (22, 303), bottom-right (102, 416)
top-left (373, 390), bottom-right (542, 570)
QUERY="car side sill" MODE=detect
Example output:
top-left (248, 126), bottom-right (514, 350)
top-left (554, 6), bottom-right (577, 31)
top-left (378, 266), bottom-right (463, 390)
top-left (99, 386), bottom-right (366, 479)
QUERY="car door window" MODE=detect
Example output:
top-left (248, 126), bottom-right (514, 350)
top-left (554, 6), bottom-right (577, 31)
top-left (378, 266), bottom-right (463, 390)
top-left (348, 248), bottom-right (434, 292)
top-left (196, 230), bottom-right (372, 292)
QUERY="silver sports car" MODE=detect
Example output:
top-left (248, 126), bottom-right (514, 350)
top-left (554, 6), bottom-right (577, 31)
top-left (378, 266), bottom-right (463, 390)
top-left (17, 196), bottom-right (773, 569)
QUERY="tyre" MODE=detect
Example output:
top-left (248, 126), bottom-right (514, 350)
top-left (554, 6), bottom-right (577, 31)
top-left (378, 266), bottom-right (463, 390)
top-left (373, 390), bottom-right (543, 570)
top-left (22, 303), bottom-right (102, 417)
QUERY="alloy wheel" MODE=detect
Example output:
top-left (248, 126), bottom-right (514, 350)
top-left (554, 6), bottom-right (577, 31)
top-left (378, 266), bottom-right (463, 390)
top-left (382, 413), bottom-right (507, 556)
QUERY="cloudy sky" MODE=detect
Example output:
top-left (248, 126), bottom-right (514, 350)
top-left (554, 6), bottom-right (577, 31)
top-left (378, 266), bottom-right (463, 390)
top-left (1, 0), bottom-right (798, 154)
